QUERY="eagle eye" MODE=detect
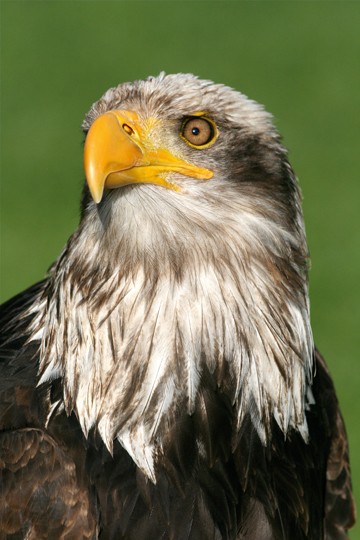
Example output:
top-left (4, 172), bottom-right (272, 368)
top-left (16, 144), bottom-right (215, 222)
top-left (180, 117), bottom-right (217, 148)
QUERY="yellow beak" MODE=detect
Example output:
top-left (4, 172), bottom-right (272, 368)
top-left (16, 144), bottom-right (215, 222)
top-left (83, 110), bottom-right (214, 203)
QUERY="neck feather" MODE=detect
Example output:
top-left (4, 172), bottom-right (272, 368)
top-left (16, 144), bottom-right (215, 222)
top-left (34, 183), bottom-right (313, 481)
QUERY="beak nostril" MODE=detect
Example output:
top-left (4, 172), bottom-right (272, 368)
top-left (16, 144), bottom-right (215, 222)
top-left (122, 123), bottom-right (134, 136)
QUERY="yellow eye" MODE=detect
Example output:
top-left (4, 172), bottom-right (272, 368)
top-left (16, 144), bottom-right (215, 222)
top-left (180, 117), bottom-right (217, 148)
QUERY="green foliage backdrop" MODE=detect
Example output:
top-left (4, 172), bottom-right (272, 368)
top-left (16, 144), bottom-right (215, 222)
top-left (1, 2), bottom-right (359, 536)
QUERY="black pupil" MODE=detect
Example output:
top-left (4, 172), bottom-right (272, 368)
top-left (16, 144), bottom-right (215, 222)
top-left (192, 127), bottom-right (200, 136)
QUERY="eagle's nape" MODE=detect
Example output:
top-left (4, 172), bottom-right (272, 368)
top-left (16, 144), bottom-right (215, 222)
top-left (0, 73), bottom-right (355, 539)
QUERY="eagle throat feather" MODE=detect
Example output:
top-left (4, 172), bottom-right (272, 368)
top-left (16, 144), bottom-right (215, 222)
top-left (34, 171), bottom-right (314, 481)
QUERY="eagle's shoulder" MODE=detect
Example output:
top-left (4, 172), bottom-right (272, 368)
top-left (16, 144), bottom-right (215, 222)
top-left (0, 283), bottom-right (98, 538)
top-left (0, 281), bottom-right (47, 429)
top-left (314, 350), bottom-right (356, 538)
top-left (0, 425), bottom-right (96, 538)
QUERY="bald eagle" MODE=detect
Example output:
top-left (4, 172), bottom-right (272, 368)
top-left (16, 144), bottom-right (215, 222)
top-left (0, 73), bottom-right (355, 539)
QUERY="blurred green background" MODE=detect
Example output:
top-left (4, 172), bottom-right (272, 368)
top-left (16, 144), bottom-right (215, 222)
top-left (1, 1), bottom-right (359, 536)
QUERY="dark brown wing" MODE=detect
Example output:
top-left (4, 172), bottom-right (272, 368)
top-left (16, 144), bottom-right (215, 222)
top-left (0, 428), bottom-right (96, 539)
top-left (314, 349), bottom-right (356, 539)
top-left (0, 283), bottom-right (97, 538)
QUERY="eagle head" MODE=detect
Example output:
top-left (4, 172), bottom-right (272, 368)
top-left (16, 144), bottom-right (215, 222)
top-left (36, 73), bottom-right (313, 481)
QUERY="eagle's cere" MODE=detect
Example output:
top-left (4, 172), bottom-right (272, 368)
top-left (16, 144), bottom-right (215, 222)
top-left (0, 73), bottom-right (355, 539)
